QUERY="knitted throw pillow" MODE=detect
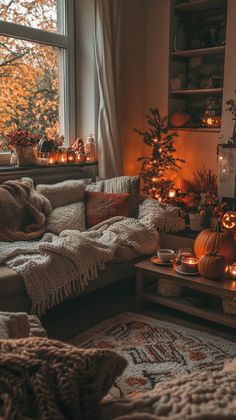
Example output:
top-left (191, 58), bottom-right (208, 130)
top-left (0, 337), bottom-right (127, 420)
top-left (36, 179), bottom-right (86, 209)
top-left (85, 176), bottom-right (140, 217)
top-left (46, 201), bottom-right (86, 234)
top-left (85, 191), bottom-right (130, 228)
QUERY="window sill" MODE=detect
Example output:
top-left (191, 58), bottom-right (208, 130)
top-left (0, 162), bottom-right (98, 184)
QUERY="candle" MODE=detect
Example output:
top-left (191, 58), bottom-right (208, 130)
top-left (47, 156), bottom-right (55, 165)
top-left (67, 149), bottom-right (76, 163)
top-left (175, 248), bottom-right (193, 265)
top-left (181, 256), bottom-right (199, 274)
top-left (229, 263), bottom-right (236, 279)
top-left (168, 188), bottom-right (176, 198)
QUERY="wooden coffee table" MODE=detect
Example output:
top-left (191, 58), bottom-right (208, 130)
top-left (135, 259), bottom-right (236, 329)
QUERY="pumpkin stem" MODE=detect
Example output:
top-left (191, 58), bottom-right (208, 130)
top-left (215, 221), bottom-right (222, 233)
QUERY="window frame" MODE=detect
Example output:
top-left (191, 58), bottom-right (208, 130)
top-left (0, 0), bottom-right (75, 159)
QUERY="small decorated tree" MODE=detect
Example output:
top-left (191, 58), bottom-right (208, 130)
top-left (134, 108), bottom-right (185, 200)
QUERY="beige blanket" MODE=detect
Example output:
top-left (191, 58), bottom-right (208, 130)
top-left (0, 180), bottom-right (51, 241)
top-left (0, 216), bottom-right (159, 315)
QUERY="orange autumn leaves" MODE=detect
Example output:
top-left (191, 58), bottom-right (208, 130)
top-left (0, 0), bottom-right (59, 151)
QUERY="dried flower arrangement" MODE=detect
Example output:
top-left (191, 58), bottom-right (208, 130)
top-left (7, 129), bottom-right (40, 149)
top-left (182, 165), bottom-right (218, 195)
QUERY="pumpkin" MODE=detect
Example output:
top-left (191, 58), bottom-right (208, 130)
top-left (170, 112), bottom-right (191, 128)
top-left (194, 222), bottom-right (236, 264)
top-left (222, 211), bottom-right (236, 231)
top-left (198, 251), bottom-right (225, 280)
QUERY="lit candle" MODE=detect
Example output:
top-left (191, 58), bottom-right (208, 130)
top-left (229, 263), bottom-right (236, 279)
top-left (168, 188), bottom-right (176, 198)
top-left (47, 156), bottom-right (55, 165)
top-left (181, 256), bottom-right (199, 274)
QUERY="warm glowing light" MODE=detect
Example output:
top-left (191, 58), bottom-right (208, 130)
top-left (229, 263), bottom-right (236, 279)
top-left (222, 211), bottom-right (236, 231)
top-left (168, 188), bottom-right (176, 198)
top-left (153, 137), bottom-right (158, 143)
top-left (219, 156), bottom-right (223, 161)
top-left (152, 177), bottom-right (158, 182)
top-left (48, 157), bottom-right (54, 165)
top-left (159, 147), bottom-right (162, 153)
top-left (181, 256), bottom-right (199, 273)
top-left (222, 169), bottom-right (226, 173)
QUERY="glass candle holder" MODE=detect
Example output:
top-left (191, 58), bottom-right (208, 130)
top-left (229, 263), bottom-right (236, 279)
top-left (181, 256), bottom-right (199, 273)
top-left (174, 248), bottom-right (194, 265)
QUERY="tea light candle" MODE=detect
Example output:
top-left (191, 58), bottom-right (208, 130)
top-left (47, 156), bottom-right (55, 165)
top-left (168, 189), bottom-right (176, 198)
top-left (181, 256), bottom-right (199, 273)
top-left (229, 263), bottom-right (236, 279)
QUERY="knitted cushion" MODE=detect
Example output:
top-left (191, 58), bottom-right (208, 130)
top-left (85, 191), bottom-right (130, 228)
top-left (36, 179), bottom-right (86, 209)
top-left (46, 201), bottom-right (86, 234)
top-left (86, 176), bottom-right (140, 217)
top-left (0, 337), bottom-right (127, 420)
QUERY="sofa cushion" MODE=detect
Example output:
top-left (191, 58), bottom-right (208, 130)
top-left (0, 337), bottom-right (127, 420)
top-left (85, 191), bottom-right (130, 228)
top-left (0, 264), bottom-right (25, 298)
top-left (47, 201), bottom-right (86, 234)
top-left (86, 176), bottom-right (140, 217)
top-left (0, 311), bottom-right (30, 339)
top-left (36, 179), bottom-right (86, 209)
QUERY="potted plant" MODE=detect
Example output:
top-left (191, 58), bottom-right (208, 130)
top-left (7, 129), bottom-right (40, 167)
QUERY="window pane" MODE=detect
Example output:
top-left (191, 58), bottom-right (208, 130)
top-left (0, 0), bottom-right (60, 33)
top-left (0, 36), bottom-right (62, 152)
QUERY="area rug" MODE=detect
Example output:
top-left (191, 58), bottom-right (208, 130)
top-left (71, 312), bottom-right (236, 397)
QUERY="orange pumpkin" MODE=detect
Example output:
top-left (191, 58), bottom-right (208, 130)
top-left (222, 211), bottom-right (236, 231)
top-left (198, 251), bottom-right (225, 280)
top-left (170, 112), bottom-right (191, 128)
top-left (194, 223), bottom-right (236, 264)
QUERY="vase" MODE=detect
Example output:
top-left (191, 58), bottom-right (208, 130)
top-left (16, 145), bottom-right (36, 167)
top-left (189, 213), bottom-right (205, 231)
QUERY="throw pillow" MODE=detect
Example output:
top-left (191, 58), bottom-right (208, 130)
top-left (86, 191), bottom-right (130, 228)
top-left (0, 337), bottom-right (127, 420)
top-left (86, 176), bottom-right (140, 217)
top-left (36, 179), bottom-right (86, 209)
top-left (46, 201), bottom-right (86, 234)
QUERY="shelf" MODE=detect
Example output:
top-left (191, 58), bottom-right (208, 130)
top-left (142, 288), bottom-right (236, 329)
top-left (168, 127), bottom-right (221, 132)
top-left (171, 45), bottom-right (225, 57)
top-left (174, 0), bottom-right (227, 12)
top-left (170, 88), bottom-right (223, 95)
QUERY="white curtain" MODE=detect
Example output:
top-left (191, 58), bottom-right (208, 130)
top-left (94, 0), bottom-right (124, 178)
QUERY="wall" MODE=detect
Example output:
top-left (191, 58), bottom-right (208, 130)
top-left (119, 0), bottom-right (146, 176)
top-left (121, 0), bottom-right (223, 190)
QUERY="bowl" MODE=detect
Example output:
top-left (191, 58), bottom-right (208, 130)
top-left (157, 249), bottom-right (175, 263)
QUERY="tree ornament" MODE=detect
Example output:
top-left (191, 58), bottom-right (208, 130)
top-left (134, 108), bottom-right (185, 200)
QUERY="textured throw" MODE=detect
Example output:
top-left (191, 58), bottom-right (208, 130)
top-left (0, 337), bottom-right (127, 420)
top-left (0, 179), bottom-right (51, 241)
top-left (101, 359), bottom-right (236, 420)
top-left (138, 198), bottom-right (185, 232)
top-left (71, 312), bottom-right (236, 397)
top-left (0, 217), bottom-right (159, 315)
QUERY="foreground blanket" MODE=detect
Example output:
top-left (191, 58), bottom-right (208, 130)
top-left (101, 359), bottom-right (236, 420)
top-left (0, 179), bottom-right (51, 241)
top-left (0, 337), bottom-right (126, 420)
top-left (0, 216), bottom-right (159, 314)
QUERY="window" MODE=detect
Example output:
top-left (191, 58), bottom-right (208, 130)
top-left (0, 0), bottom-right (75, 154)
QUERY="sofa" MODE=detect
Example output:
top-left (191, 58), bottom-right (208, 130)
top-left (0, 175), bottom-right (187, 315)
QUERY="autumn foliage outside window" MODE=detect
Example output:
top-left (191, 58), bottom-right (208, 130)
top-left (0, 0), bottom-right (66, 153)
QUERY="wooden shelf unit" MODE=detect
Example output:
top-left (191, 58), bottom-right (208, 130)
top-left (168, 0), bottom-right (228, 130)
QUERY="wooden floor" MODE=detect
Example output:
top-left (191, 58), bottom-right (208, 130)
top-left (41, 277), bottom-right (236, 343)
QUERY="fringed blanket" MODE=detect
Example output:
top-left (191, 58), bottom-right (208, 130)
top-left (0, 179), bottom-right (51, 241)
top-left (0, 216), bottom-right (159, 315)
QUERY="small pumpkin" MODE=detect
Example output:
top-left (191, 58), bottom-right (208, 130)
top-left (222, 211), bottom-right (236, 231)
top-left (198, 251), bottom-right (225, 280)
top-left (194, 222), bottom-right (236, 264)
top-left (170, 112), bottom-right (191, 128)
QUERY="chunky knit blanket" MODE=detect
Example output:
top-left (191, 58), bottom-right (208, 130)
top-left (0, 337), bottom-right (126, 420)
top-left (101, 359), bottom-right (236, 419)
top-left (0, 216), bottom-right (159, 315)
top-left (0, 179), bottom-right (51, 241)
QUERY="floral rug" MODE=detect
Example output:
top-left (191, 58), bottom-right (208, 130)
top-left (71, 312), bottom-right (236, 397)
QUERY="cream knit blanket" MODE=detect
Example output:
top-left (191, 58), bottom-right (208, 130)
top-left (0, 216), bottom-right (159, 315)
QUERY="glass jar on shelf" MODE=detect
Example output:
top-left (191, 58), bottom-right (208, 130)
top-left (84, 134), bottom-right (97, 163)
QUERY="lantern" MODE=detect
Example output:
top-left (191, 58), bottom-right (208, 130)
top-left (67, 149), bottom-right (76, 163)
